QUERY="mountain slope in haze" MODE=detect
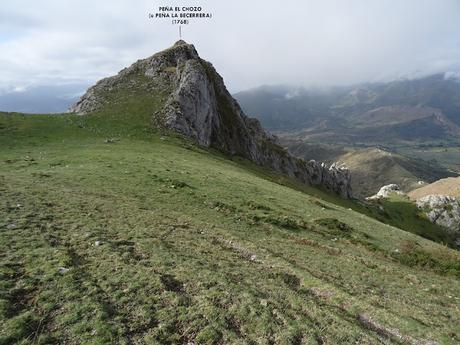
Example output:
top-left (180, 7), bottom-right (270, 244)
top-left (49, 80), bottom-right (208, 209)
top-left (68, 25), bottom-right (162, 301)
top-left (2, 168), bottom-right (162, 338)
top-left (409, 177), bottom-right (460, 200)
top-left (71, 40), bottom-right (352, 198)
top-left (235, 76), bottom-right (460, 197)
top-left (233, 85), bottom-right (339, 130)
top-left (0, 84), bottom-right (86, 114)
top-left (234, 75), bottom-right (460, 144)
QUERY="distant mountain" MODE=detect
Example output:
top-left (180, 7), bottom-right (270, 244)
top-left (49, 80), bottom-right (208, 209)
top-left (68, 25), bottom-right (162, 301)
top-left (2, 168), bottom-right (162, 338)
top-left (0, 84), bottom-right (87, 113)
top-left (234, 74), bottom-right (460, 144)
top-left (233, 85), bottom-right (344, 131)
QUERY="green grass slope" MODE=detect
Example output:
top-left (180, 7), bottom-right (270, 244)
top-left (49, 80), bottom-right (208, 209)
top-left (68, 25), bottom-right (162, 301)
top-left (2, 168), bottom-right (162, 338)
top-left (409, 177), bottom-right (460, 200)
top-left (335, 148), bottom-right (457, 198)
top-left (364, 194), bottom-right (458, 246)
top-left (1, 111), bottom-right (460, 344)
top-left (397, 145), bottom-right (460, 173)
top-left (278, 139), bottom-right (458, 199)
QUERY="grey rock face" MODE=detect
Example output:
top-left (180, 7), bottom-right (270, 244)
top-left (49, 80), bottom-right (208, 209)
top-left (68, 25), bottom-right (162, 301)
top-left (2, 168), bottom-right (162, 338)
top-left (70, 41), bottom-right (353, 198)
top-left (416, 195), bottom-right (460, 233)
top-left (367, 184), bottom-right (404, 200)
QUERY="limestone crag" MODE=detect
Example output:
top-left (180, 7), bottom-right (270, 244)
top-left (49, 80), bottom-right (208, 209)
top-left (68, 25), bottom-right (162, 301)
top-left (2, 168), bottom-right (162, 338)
top-left (367, 184), bottom-right (404, 200)
top-left (416, 195), bottom-right (460, 234)
top-left (71, 40), bottom-right (352, 198)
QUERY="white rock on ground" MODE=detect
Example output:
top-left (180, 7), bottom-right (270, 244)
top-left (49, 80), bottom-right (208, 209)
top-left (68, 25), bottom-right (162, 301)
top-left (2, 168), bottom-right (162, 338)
top-left (58, 267), bottom-right (70, 274)
top-left (367, 184), bottom-right (404, 200)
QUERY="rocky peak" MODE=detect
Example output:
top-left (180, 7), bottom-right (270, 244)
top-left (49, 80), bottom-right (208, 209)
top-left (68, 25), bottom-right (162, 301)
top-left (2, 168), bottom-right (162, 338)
top-left (70, 41), bottom-right (353, 198)
top-left (173, 39), bottom-right (188, 47)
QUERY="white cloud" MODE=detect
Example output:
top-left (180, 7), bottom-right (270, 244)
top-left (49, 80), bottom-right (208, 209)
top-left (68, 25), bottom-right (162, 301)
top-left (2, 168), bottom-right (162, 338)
top-left (12, 86), bottom-right (27, 93)
top-left (0, 0), bottom-right (459, 92)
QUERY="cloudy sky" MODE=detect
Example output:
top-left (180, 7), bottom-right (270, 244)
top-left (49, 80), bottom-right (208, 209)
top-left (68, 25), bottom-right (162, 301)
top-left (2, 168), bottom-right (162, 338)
top-left (1, 0), bottom-right (459, 97)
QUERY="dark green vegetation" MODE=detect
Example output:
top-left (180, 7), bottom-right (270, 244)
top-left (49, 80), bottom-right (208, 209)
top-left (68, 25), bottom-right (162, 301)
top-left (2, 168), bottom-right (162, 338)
top-left (363, 194), bottom-right (459, 247)
top-left (1, 109), bottom-right (460, 345)
top-left (397, 144), bottom-right (460, 173)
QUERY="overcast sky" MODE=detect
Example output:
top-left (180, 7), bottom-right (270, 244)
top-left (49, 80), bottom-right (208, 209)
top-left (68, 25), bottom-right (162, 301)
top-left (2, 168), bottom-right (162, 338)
top-left (1, 0), bottom-right (459, 94)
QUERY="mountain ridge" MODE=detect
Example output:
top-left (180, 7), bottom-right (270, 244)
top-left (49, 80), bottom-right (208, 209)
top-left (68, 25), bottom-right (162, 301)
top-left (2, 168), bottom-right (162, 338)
top-left (71, 41), bottom-right (353, 198)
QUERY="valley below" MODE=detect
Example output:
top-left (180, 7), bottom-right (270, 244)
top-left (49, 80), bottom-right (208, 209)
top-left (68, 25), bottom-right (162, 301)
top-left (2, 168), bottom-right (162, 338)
top-left (235, 76), bottom-right (460, 198)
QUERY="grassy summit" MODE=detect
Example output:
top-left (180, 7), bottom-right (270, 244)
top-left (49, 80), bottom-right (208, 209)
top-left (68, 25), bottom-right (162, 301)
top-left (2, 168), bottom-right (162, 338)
top-left (1, 109), bottom-right (460, 344)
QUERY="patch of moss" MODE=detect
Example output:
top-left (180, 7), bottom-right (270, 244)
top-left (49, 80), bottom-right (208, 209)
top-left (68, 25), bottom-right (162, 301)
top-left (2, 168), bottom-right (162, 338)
top-left (195, 325), bottom-right (222, 345)
top-left (392, 241), bottom-right (460, 277)
top-left (163, 66), bottom-right (177, 74)
top-left (315, 218), bottom-right (353, 235)
top-left (264, 215), bottom-right (311, 231)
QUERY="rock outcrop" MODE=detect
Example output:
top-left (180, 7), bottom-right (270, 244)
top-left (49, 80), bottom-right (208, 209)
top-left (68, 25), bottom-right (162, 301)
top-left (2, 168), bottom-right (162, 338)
top-left (416, 195), bottom-right (460, 234)
top-left (70, 40), bottom-right (352, 198)
top-left (367, 184), bottom-right (404, 200)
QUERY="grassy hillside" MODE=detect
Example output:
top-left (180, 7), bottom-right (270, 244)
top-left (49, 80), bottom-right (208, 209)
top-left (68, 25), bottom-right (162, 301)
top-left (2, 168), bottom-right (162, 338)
top-left (397, 145), bottom-right (460, 173)
top-left (336, 149), bottom-right (424, 197)
top-left (277, 139), bottom-right (457, 198)
top-left (364, 194), bottom-right (458, 245)
top-left (335, 148), bottom-right (457, 197)
top-left (409, 177), bottom-right (460, 200)
top-left (1, 111), bottom-right (460, 344)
